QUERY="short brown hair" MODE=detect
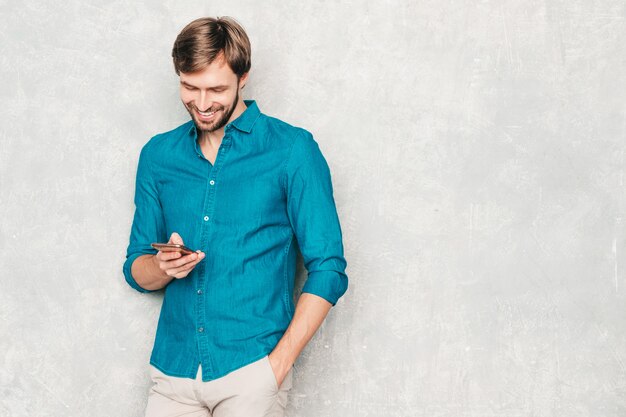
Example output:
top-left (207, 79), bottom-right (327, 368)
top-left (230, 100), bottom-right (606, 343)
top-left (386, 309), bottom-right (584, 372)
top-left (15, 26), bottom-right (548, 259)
top-left (172, 16), bottom-right (251, 78)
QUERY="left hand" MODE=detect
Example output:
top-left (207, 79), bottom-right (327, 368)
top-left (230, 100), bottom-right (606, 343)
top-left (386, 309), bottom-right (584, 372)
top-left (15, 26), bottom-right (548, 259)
top-left (267, 352), bottom-right (291, 388)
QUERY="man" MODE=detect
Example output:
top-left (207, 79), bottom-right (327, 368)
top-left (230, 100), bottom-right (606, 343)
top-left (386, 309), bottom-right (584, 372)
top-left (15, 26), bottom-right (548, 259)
top-left (122, 16), bottom-right (348, 417)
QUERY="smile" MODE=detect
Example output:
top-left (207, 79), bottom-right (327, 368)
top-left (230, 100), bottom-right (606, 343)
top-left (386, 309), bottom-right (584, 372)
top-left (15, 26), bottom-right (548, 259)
top-left (196, 109), bottom-right (217, 121)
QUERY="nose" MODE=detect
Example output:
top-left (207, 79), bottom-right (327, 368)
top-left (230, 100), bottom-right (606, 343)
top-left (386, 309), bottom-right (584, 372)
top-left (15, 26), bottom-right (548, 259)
top-left (197, 91), bottom-right (213, 112)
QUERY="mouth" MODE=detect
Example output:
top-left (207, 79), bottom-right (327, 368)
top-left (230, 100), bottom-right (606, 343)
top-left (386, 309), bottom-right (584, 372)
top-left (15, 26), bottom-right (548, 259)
top-left (196, 108), bottom-right (218, 121)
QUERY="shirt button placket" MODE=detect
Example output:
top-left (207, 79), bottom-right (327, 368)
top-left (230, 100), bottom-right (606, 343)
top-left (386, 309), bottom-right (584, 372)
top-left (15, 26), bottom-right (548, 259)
top-left (197, 139), bottom-right (228, 378)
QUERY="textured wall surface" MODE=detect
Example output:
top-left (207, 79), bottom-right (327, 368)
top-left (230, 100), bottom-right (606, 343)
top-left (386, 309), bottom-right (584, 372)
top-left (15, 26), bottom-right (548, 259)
top-left (1, 1), bottom-right (625, 416)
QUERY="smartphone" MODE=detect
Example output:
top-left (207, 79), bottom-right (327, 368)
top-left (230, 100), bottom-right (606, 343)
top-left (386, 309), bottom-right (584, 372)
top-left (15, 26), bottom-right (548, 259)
top-left (151, 243), bottom-right (197, 255)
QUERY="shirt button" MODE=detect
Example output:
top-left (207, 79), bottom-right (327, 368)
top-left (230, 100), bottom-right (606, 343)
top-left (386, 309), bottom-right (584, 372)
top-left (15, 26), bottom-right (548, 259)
top-left (209, 180), bottom-right (215, 186)
top-left (204, 216), bottom-right (209, 221)
top-left (198, 327), bottom-right (204, 333)
top-left (197, 289), bottom-right (203, 295)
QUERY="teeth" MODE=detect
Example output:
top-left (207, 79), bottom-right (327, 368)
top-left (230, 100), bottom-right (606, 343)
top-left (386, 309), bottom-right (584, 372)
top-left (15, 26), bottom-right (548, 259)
top-left (198, 110), bottom-right (215, 117)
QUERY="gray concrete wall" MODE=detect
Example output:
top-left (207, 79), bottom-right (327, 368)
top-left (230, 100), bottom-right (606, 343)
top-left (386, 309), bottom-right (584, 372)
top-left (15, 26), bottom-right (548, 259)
top-left (1, 1), bottom-right (625, 416)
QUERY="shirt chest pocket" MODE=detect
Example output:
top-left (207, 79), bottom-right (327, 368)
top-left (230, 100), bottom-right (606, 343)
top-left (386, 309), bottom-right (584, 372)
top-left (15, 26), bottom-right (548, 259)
top-left (217, 172), bottom-right (287, 227)
top-left (158, 177), bottom-right (207, 244)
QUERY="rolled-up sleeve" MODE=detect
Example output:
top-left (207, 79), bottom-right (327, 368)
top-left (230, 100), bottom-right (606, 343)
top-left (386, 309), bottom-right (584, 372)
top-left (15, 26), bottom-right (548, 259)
top-left (122, 141), bottom-right (166, 293)
top-left (285, 130), bottom-right (348, 306)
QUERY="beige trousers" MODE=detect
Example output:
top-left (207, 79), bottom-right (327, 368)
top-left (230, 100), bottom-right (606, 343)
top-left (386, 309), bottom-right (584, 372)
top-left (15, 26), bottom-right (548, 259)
top-left (144, 355), bottom-right (294, 417)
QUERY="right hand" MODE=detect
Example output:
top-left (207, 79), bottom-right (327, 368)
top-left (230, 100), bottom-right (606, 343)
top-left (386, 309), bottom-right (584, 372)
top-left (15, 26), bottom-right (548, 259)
top-left (153, 232), bottom-right (205, 279)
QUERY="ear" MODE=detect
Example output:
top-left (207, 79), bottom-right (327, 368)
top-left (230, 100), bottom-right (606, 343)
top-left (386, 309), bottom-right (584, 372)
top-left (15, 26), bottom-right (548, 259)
top-left (239, 72), bottom-right (249, 89)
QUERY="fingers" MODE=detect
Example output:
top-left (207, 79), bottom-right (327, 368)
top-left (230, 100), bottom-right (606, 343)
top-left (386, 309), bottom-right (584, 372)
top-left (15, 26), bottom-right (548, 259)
top-left (158, 251), bottom-right (183, 261)
top-left (169, 252), bottom-right (204, 268)
top-left (166, 254), bottom-right (204, 278)
top-left (156, 251), bottom-right (205, 278)
top-left (168, 232), bottom-right (183, 245)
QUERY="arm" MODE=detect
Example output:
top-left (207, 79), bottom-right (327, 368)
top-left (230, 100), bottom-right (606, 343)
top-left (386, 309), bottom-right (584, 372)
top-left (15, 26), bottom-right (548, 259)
top-left (122, 142), bottom-right (167, 293)
top-left (269, 293), bottom-right (332, 385)
top-left (130, 254), bottom-right (173, 291)
top-left (122, 142), bottom-right (204, 292)
top-left (269, 130), bottom-right (349, 385)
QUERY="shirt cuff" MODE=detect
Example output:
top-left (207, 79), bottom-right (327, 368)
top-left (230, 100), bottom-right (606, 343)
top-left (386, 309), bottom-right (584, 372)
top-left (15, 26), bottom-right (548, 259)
top-left (123, 252), bottom-right (157, 293)
top-left (301, 270), bottom-right (348, 306)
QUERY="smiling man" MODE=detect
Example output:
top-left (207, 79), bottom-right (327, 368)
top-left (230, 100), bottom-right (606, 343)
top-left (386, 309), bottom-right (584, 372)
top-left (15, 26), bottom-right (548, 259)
top-left (122, 16), bottom-right (349, 417)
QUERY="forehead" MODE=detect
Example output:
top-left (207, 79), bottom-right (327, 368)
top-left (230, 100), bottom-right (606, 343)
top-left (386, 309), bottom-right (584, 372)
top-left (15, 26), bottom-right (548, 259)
top-left (179, 55), bottom-right (237, 87)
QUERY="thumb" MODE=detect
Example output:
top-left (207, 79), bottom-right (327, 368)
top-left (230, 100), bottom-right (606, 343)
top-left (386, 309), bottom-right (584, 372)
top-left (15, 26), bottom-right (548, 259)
top-left (168, 232), bottom-right (183, 245)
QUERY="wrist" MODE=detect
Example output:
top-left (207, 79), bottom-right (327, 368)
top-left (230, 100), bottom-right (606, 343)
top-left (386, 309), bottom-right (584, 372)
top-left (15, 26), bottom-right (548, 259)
top-left (150, 254), bottom-right (171, 281)
top-left (270, 347), bottom-right (295, 372)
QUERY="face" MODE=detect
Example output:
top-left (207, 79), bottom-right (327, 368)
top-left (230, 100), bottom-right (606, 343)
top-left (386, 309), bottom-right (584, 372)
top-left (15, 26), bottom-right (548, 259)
top-left (179, 55), bottom-right (247, 134)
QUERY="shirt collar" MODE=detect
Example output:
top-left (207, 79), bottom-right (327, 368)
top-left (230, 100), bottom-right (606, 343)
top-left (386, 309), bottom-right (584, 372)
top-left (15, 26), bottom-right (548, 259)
top-left (231, 100), bottom-right (261, 133)
top-left (187, 99), bottom-right (261, 137)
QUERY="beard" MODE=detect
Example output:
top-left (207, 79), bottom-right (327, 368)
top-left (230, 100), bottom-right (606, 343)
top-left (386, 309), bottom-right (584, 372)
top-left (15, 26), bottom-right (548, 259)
top-left (186, 84), bottom-right (240, 134)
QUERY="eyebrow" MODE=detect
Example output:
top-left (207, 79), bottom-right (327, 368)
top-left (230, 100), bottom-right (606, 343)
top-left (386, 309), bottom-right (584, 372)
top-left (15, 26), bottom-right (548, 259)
top-left (180, 81), bottom-right (228, 90)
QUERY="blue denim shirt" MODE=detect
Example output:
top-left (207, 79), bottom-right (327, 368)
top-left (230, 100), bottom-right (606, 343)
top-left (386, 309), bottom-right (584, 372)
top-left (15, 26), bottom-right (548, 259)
top-left (122, 100), bottom-right (348, 381)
